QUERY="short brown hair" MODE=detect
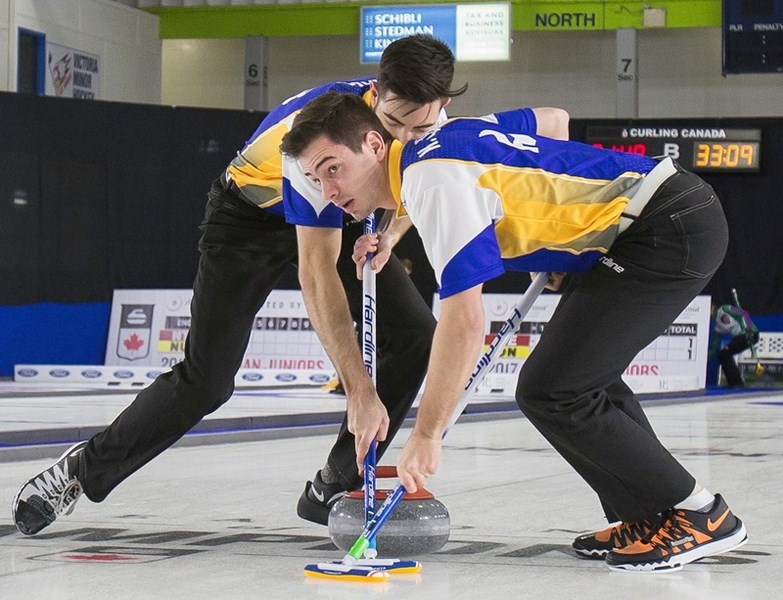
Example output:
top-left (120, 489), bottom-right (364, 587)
top-left (280, 92), bottom-right (394, 159)
top-left (377, 34), bottom-right (467, 103)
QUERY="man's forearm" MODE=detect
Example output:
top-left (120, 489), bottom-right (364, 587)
top-left (378, 211), bottom-right (413, 248)
top-left (300, 268), bottom-right (373, 397)
top-left (296, 226), bottom-right (375, 399)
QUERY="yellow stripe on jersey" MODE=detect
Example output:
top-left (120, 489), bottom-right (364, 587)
top-left (388, 140), bottom-right (406, 217)
top-left (227, 119), bottom-right (288, 207)
top-left (226, 89), bottom-right (377, 209)
top-left (475, 166), bottom-right (643, 258)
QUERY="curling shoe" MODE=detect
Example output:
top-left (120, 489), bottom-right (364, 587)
top-left (297, 470), bottom-right (347, 526)
top-left (606, 494), bottom-right (747, 572)
top-left (573, 519), bottom-right (657, 559)
top-left (12, 441), bottom-right (86, 535)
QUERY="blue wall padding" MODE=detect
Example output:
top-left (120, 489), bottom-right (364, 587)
top-left (1, 304), bottom-right (781, 380)
top-left (0, 303), bottom-right (110, 377)
top-left (753, 315), bottom-right (783, 331)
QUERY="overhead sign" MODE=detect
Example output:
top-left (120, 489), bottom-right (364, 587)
top-left (360, 3), bottom-right (510, 63)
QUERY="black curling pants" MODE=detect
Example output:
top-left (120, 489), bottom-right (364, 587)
top-left (516, 166), bottom-right (729, 523)
top-left (718, 331), bottom-right (759, 386)
top-left (78, 178), bottom-right (435, 502)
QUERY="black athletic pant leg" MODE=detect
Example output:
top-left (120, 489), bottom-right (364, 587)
top-left (718, 331), bottom-right (759, 386)
top-left (516, 169), bottom-right (729, 522)
top-left (80, 180), bottom-right (298, 502)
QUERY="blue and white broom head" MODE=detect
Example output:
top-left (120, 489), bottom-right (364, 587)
top-left (340, 558), bottom-right (421, 574)
top-left (303, 562), bottom-right (389, 582)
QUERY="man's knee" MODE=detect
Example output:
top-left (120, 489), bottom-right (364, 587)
top-left (515, 364), bottom-right (552, 417)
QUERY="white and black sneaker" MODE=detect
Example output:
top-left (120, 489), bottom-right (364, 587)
top-left (296, 470), bottom-right (346, 526)
top-left (12, 441), bottom-right (87, 535)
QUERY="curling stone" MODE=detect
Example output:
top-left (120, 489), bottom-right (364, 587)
top-left (328, 466), bottom-right (450, 557)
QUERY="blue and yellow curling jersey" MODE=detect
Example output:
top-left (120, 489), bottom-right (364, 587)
top-left (226, 78), bottom-right (376, 226)
top-left (389, 109), bottom-right (661, 298)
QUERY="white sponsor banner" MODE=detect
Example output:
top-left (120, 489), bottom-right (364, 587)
top-left (455, 3), bottom-right (511, 61)
top-left (105, 289), bottom-right (334, 373)
top-left (360, 3), bottom-right (510, 63)
top-left (45, 42), bottom-right (100, 100)
top-left (433, 294), bottom-right (712, 395)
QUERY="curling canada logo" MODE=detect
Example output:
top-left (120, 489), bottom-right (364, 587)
top-left (117, 305), bottom-right (154, 361)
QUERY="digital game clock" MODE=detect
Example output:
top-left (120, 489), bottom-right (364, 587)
top-left (584, 125), bottom-right (762, 173)
top-left (693, 141), bottom-right (760, 171)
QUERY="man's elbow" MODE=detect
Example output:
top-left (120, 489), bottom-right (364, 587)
top-left (551, 108), bottom-right (570, 139)
top-left (536, 107), bottom-right (571, 140)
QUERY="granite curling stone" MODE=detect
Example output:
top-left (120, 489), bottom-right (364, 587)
top-left (328, 466), bottom-right (450, 557)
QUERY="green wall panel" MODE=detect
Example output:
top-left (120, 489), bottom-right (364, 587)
top-left (145, 1), bottom-right (722, 40)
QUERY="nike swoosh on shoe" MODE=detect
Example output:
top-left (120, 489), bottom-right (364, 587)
top-left (707, 508), bottom-right (730, 532)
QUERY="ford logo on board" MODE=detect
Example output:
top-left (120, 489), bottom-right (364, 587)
top-left (81, 370), bottom-right (103, 379)
top-left (241, 372), bottom-right (263, 382)
top-left (17, 368), bottom-right (38, 377)
top-left (49, 369), bottom-right (71, 378)
top-left (309, 374), bottom-right (330, 384)
top-left (275, 373), bottom-right (297, 383)
top-left (113, 370), bottom-right (134, 379)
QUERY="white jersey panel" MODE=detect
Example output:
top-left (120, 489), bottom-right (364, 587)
top-left (282, 155), bottom-right (330, 217)
top-left (401, 160), bottom-right (504, 291)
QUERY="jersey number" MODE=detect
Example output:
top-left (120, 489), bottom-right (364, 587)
top-left (479, 130), bottom-right (539, 153)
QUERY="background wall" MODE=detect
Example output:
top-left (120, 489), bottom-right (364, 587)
top-left (161, 28), bottom-right (783, 118)
top-left (1, 0), bottom-right (161, 103)
top-left (162, 37), bottom-right (244, 109)
top-left (0, 0), bottom-right (9, 91)
top-left (2, 1), bottom-right (782, 377)
top-left (0, 91), bottom-right (264, 375)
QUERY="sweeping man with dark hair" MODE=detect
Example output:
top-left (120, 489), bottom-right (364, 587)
top-left (12, 35), bottom-right (569, 535)
top-left (280, 91), bottom-right (747, 572)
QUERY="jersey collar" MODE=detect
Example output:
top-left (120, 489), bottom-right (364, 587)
top-left (362, 89), bottom-right (374, 109)
top-left (387, 139), bottom-right (406, 217)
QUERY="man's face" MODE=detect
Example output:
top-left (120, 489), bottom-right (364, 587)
top-left (372, 89), bottom-right (447, 143)
top-left (298, 132), bottom-right (387, 221)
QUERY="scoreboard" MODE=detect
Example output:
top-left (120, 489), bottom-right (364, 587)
top-left (723, 0), bottom-right (783, 74)
top-left (584, 124), bottom-right (762, 173)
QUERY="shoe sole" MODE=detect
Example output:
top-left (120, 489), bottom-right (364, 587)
top-left (573, 547), bottom-right (609, 560)
top-left (11, 441), bottom-right (86, 535)
top-left (607, 520), bottom-right (748, 573)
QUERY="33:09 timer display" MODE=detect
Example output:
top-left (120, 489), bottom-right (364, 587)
top-left (693, 141), bottom-right (759, 171)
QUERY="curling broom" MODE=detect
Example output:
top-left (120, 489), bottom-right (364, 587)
top-left (304, 272), bottom-right (551, 580)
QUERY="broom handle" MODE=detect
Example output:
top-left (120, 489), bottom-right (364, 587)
top-left (362, 213), bottom-right (378, 557)
top-left (345, 272), bottom-right (551, 561)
